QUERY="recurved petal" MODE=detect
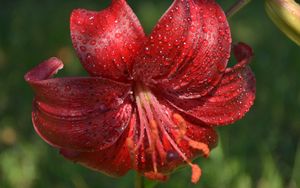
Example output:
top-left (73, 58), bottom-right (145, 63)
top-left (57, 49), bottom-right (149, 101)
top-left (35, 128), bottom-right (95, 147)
top-left (133, 0), bottom-right (231, 98)
top-left (60, 114), bottom-right (136, 176)
top-left (71, 0), bottom-right (146, 82)
top-left (59, 114), bottom-right (136, 177)
top-left (25, 58), bottom-right (133, 151)
top-left (166, 43), bottom-right (256, 126)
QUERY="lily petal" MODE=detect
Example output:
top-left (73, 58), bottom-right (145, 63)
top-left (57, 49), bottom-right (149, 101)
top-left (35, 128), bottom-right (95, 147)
top-left (59, 113), bottom-right (136, 177)
top-left (25, 57), bottom-right (133, 151)
top-left (71, 0), bottom-right (146, 82)
top-left (166, 43), bottom-right (256, 126)
top-left (133, 0), bottom-right (231, 98)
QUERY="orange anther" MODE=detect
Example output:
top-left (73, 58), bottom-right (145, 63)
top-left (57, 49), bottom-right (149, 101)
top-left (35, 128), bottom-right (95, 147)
top-left (188, 140), bottom-right (210, 157)
top-left (172, 113), bottom-right (187, 138)
top-left (144, 171), bottom-right (169, 182)
top-left (190, 163), bottom-right (202, 184)
top-left (150, 120), bottom-right (159, 141)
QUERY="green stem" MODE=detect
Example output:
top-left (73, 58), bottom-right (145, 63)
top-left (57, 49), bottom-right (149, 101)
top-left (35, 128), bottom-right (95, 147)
top-left (135, 173), bottom-right (145, 188)
top-left (226, 0), bottom-right (251, 18)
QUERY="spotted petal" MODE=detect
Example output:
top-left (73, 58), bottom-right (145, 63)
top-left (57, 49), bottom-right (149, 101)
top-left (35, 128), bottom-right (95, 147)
top-left (25, 57), bottom-right (133, 151)
top-left (166, 43), bottom-right (256, 126)
top-left (71, 0), bottom-right (146, 82)
top-left (133, 0), bottom-right (231, 99)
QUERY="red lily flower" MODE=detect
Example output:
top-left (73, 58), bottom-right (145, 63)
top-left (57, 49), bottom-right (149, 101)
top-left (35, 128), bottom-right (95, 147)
top-left (25, 0), bottom-right (255, 183)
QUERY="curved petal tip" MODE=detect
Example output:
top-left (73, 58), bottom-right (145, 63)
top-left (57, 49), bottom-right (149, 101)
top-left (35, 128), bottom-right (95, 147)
top-left (25, 57), bottom-right (64, 83)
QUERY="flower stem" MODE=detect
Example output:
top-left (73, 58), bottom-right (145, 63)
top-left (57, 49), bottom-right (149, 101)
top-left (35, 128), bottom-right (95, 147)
top-left (226, 0), bottom-right (251, 18)
top-left (135, 173), bottom-right (145, 188)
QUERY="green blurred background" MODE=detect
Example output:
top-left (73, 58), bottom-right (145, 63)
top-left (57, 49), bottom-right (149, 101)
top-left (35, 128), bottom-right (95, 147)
top-left (0, 0), bottom-right (299, 187)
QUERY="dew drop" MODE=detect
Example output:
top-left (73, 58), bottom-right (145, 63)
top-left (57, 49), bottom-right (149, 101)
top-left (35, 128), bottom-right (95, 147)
top-left (64, 85), bottom-right (71, 92)
top-left (90, 40), bottom-right (96, 45)
top-left (80, 28), bottom-right (86, 34)
top-left (174, 39), bottom-right (180, 45)
top-left (76, 20), bottom-right (82, 25)
top-left (190, 26), bottom-right (196, 32)
top-left (202, 39), bottom-right (208, 47)
top-left (165, 24), bottom-right (170, 31)
top-left (183, 42), bottom-right (189, 49)
top-left (145, 46), bottom-right (150, 54)
top-left (82, 39), bottom-right (88, 45)
top-left (89, 16), bottom-right (95, 21)
top-left (86, 53), bottom-right (93, 63)
top-left (219, 29), bottom-right (225, 36)
top-left (80, 46), bottom-right (87, 52)
top-left (158, 34), bottom-right (162, 40)
top-left (127, 43), bottom-right (133, 50)
top-left (115, 33), bottom-right (121, 38)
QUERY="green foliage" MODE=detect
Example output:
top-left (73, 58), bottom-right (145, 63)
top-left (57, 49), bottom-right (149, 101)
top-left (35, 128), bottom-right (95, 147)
top-left (0, 0), bottom-right (299, 187)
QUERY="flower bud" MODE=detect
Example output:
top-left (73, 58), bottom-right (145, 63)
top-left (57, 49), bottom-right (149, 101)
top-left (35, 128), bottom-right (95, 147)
top-left (265, 0), bottom-right (300, 45)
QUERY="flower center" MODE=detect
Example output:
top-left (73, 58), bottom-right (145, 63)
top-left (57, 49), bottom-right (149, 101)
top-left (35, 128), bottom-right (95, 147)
top-left (128, 82), bottom-right (210, 183)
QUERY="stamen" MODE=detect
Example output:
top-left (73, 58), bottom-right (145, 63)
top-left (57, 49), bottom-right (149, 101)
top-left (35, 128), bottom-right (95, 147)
top-left (126, 138), bottom-right (135, 166)
top-left (172, 113), bottom-right (187, 142)
top-left (135, 95), bottom-right (149, 171)
top-left (156, 119), bottom-right (188, 161)
top-left (134, 96), bottom-right (145, 151)
top-left (184, 136), bottom-right (210, 158)
top-left (147, 94), bottom-right (177, 129)
top-left (134, 83), bottom-right (207, 183)
top-left (150, 120), bottom-right (159, 141)
top-left (157, 119), bottom-right (203, 183)
top-left (188, 163), bottom-right (202, 184)
top-left (150, 120), bottom-right (167, 164)
top-left (126, 113), bottom-right (138, 169)
top-left (172, 113), bottom-right (210, 157)
top-left (144, 171), bottom-right (168, 181)
top-left (136, 84), bottom-right (159, 173)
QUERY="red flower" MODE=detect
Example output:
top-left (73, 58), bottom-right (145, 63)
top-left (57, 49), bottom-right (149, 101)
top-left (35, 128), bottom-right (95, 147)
top-left (25, 0), bottom-right (255, 183)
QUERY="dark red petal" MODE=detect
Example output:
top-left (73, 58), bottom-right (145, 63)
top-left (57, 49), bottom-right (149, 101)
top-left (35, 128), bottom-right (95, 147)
top-left (25, 58), bottom-right (133, 151)
top-left (166, 43), bottom-right (256, 126)
top-left (59, 114), bottom-right (136, 177)
top-left (133, 0), bottom-right (231, 98)
top-left (71, 0), bottom-right (146, 81)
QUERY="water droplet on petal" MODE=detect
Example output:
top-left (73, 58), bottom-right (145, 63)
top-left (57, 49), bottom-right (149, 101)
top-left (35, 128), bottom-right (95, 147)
top-left (145, 46), bottom-right (150, 55)
top-left (90, 40), bottom-right (96, 45)
top-left (64, 85), bottom-right (71, 92)
top-left (80, 46), bottom-right (87, 52)
top-left (115, 33), bottom-right (121, 38)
